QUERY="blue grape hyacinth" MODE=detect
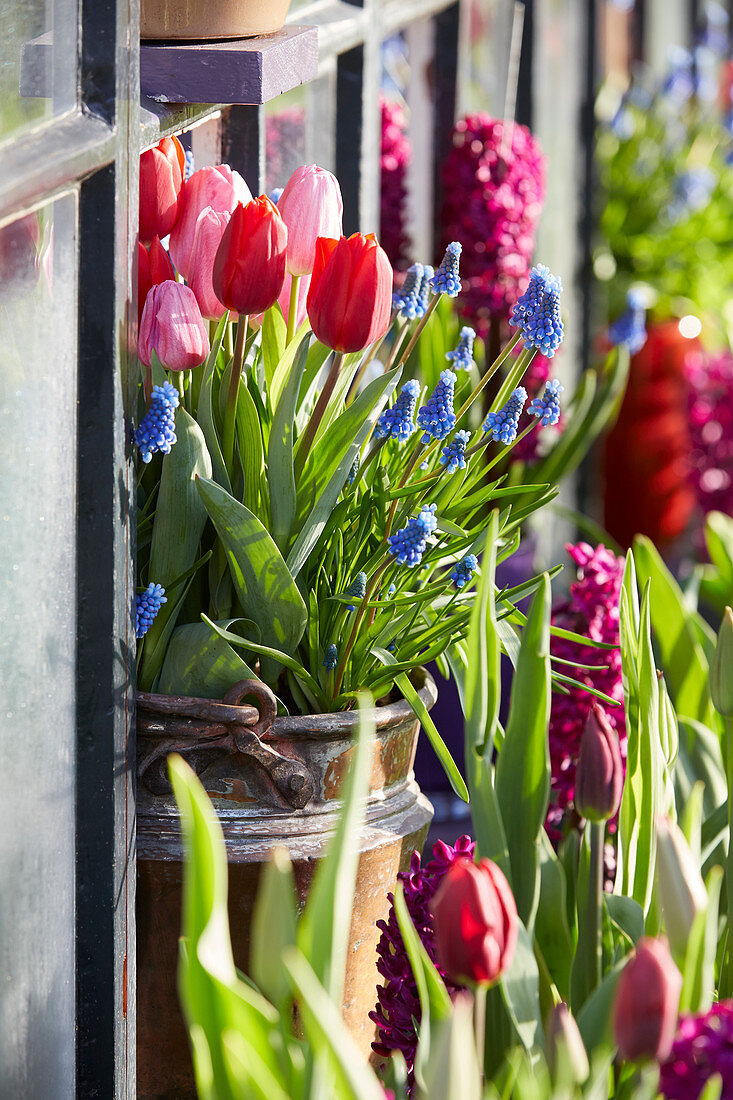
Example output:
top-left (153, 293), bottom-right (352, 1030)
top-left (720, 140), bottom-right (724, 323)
top-left (392, 264), bottom-right (424, 320)
top-left (608, 289), bottom-right (647, 353)
top-left (415, 265), bottom-right (434, 317)
top-left (345, 571), bottom-right (367, 611)
top-left (446, 327), bottom-right (476, 372)
top-left (440, 430), bottom-right (471, 474)
top-left (483, 387), bottom-right (527, 444)
top-left (135, 381), bottom-right (179, 463)
top-left (510, 264), bottom-right (564, 358)
top-left (136, 582), bottom-right (167, 638)
top-left (388, 504), bottom-right (438, 568)
top-left (347, 453), bottom-right (360, 485)
top-left (430, 242), bottom-right (462, 297)
top-left (450, 553), bottom-right (478, 590)
top-left (323, 643), bottom-right (338, 671)
top-left (528, 379), bottom-right (563, 427)
top-left (417, 370), bottom-right (457, 443)
top-left (375, 379), bottom-right (421, 442)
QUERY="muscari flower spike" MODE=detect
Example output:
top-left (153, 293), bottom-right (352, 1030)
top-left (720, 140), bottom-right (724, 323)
top-left (450, 553), bottom-right (478, 590)
top-left (528, 378), bottom-right (563, 427)
top-left (417, 370), bottom-right (457, 443)
top-left (388, 503), bottom-right (438, 568)
top-left (392, 263), bottom-right (424, 320)
top-left (430, 242), bottom-right (462, 297)
top-left (375, 379), bottom-right (421, 442)
top-left (134, 381), bottom-right (180, 463)
top-left (323, 643), bottom-right (338, 671)
top-left (445, 326), bottom-right (476, 371)
top-left (345, 571), bottom-right (367, 611)
top-left (483, 386), bottom-right (527, 444)
top-left (415, 264), bottom-right (434, 317)
top-left (136, 582), bottom-right (167, 639)
top-left (347, 452), bottom-right (360, 485)
top-left (510, 263), bottom-right (564, 358)
top-left (440, 430), bottom-right (471, 474)
top-left (608, 289), bottom-right (647, 354)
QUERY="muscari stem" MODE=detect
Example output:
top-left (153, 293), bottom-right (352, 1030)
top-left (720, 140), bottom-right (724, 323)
top-left (286, 274), bottom-right (301, 345)
top-left (392, 292), bottom-right (441, 371)
top-left (332, 560), bottom-right (389, 699)
top-left (222, 313), bottom-right (248, 474)
top-left (294, 350), bottom-right (345, 480)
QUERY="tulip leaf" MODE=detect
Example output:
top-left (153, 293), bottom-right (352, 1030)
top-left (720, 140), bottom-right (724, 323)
top-left (604, 894), bottom-right (644, 946)
top-left (197, 326), bottom-right (231, 493)
top-left (576, 960), bottom-right (624, 1053)
top-left (679, 865), bottom-right (722, 1014)
top-left (202, 615), bottom-right (322, 707)
top-left (267, 332), bottom-right (311, 552)
top-left (158, 618), bottom-right (257, 698)
top-left (250, 848), bottom-right (297, 1015)
top-left (420, 996), bottom-right (482, 1100)
top-left (260, 305), bottom-right (286, 391)
top-left (196, 477), bottom-right (307, 681)
top-left (389, 665), bottom-right (468, 802)
top-left (534, 831), bottom-right (574, 1000)
top-left (235, 377), bottom-right (266, 518)
top-left (499, 920), bottom-right (545, 1060)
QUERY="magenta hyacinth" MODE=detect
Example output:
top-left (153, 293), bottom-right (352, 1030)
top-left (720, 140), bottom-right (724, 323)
top-left (546, 543), bottom-right (627, 843)
top-left (380, 97), bottom-right (411, 269)
top-left (686, 347), bottom-right (733, 521)
top-left (660, 1001), bottom-right (733, 1099)
top-left (370, 835), bottom-right (475, 1092)
top-left (439, 114), bottom-right (545, 336)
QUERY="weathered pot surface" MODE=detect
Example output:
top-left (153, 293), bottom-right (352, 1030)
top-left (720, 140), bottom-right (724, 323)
top-left (136, 671), bottom-right (436, 1098)
top-left (141, 0), bottom-right (292, 40)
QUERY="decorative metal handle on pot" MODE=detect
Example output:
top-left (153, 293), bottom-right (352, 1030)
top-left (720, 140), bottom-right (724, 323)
top-left (136, 679), bottom-right (315, 810)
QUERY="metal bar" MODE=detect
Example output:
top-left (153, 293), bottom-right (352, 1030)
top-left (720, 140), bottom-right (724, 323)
top-left (336, 44), bottom-right (366, 234)
top-left (516, 0), bottom-right (534, 128)
top-left (577, 0), bottom-right (598, 519)
top-left (432, 3), bottom-right (460, 257)
top-left (221, 105), bottom-right (266, 194)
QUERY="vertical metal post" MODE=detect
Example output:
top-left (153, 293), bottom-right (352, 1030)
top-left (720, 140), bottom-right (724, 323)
top-left (432, 2), bottom-right (460, 255)
top-left (516, 0), bottom-right (534, 128)
top-left (221, 105), bottom-right (266, 195)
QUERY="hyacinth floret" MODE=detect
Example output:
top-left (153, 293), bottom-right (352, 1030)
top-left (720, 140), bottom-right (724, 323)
top-left (392, 263), bottom-right (424, 320)
top-left (430, 242), bottom-right (462, 297)
top-left (510, 263), bottom-right (564, 358)
top-left (323, 643), bottom-right (338, 671)
top-left (445, 326), bottom-right (476, 371)
top-left (388, 504), bottom-right (438, 568)
top-left (347, 453), bottom-right (360, 486)
top-left (608, 289), bottom-right (647, 354)
top-left (416, 370), bottom-right (457, 443)
top-left (528, 379), bottom-right (563, 426)
top-left (136, 583), bottom-right (167, 638)
top-left (345, 571), bottom-right (367, 611)
top-left (415, 265), bottom-right (433, 317)
top-left (483, 386), bottom-right (527, 444)
top-left (440, 430), bottom-right (471, 474)
top-left (450, 553), bottom-right (478, 590)
top-left (659, 1001), bottom-right (733, 1100)
top-left (134, 381), bottom-right (179, 463)
top-left (375, 379), bottom-right (421, 442)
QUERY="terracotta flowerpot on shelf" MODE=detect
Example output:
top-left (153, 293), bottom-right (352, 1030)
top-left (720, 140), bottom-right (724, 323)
top-left (141, 0), bottom-right (292, 41)
top-left (136, 671), bottom-right (436, 1099)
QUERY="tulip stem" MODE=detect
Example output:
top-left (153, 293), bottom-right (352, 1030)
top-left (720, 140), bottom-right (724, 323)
top-left (294, 350), bottom-right (344, 480)
top-left (474, 984), bottom-right (488, 1081)
top-left (286, 274), bottom-right (301, 345)
top-left (222, 313), bottom-right (248, 474)
top-left (176, 371), bottom-right (185, 402)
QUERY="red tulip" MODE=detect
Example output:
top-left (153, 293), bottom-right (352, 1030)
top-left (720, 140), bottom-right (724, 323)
top-left (277, 164), bottom-right (343, 276)
top-left (574, 704), bottom-right (624, 823)
top-left (212, 196), bottom-right (287, 316)
top-left (307, 233), bottom-right (392, 352)
top-left (137, 237), bottom-right (175, 325)
top-left (188, 206), bottom-right (231, 320)
top-left (139, 135), bottom-right (185, 245)
top-left (613, 937), bottom-right (682, 1062)
top-left (169, 164), bottom-right (251, 280)
top-left (431, 857), bottom-right (518, 986)
top-left (138, 280), bottom-right (209, 372)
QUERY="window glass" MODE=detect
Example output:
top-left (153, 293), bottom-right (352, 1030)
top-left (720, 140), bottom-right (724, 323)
top-left (0, 0), bottom-right (78, 145)
top-left (0, 191), bottom-right (78, 1096)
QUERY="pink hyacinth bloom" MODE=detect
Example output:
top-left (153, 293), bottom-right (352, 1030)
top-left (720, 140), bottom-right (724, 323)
top-left (660, 1000), bottom-right (733, 1098)
top-left (138, 280), bottom-right (209, 371)
top-left (187, 206), bottom-right (231, 320)
top-left (277, 164), bottom-right (343, 276)
top-left (169, 164), bottom-right (251, 280)
top-left (379, 97), bottom-right (412, 269)
top-left (686, 347), bottom-right (733, 523)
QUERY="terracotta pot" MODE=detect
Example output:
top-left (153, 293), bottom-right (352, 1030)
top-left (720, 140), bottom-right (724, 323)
top-left (136, 671), bottom-right (436, 1099)
top-left (141, 0), bottom-right (292, 40)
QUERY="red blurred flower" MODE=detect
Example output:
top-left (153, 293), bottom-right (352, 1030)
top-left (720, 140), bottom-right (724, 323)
top-left (139, 135), bottom-right (185, 245)
top-left (277, 164), bottom-right (343, 276)
top-left (212, 196), bottom-right (287, 316)
top-left (613, 937), bottom-right (682, 1063)
top-left (138, 280), bottom-right (209, 372)
top-left (169, 164), bottom-right (252, 281)
top-left (431, 857), bottom-right (518, 986)
top-left (307, 233), bottom-right (392, 352)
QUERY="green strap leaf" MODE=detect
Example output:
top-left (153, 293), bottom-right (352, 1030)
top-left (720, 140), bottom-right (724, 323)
top-left (159, 618), bottom-right (257, 698)
top-left (267, 333), bottom-right (311, 552)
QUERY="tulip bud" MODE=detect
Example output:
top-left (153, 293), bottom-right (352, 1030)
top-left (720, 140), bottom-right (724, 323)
top-left (307, 232), bottom-right (392, 352)
top-left (613, 937), bottom-right (682, 1062)
top-left (546, 1003), bottom-right (589, 1085)
top-left (212, 196), bottom-right (288, 316)
top-left (139, 135), bottom-right (185, 245)
top-left (169, 164), bottom-right (252, 280)
top-left (136, 238), bottom-right (175, 325)
top-left (277, 164), bottom-right (343, 276)
top-left (711, 607), bottom-right (733, 717)
top-left (574, 703), bottom-right (624, 823)
top-left (431, 857), bottom-right (518, 986)
top-left (655, 816), bottom-right (708, 958)
top-left (187, 206), bottom-right (231, 320)
top-left (138, 280), bottom-right (209, 372)
top-left (149, 235), bottom-right (175, 284)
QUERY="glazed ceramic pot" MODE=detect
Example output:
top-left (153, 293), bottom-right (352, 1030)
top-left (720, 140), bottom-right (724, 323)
top-left (141, 0), bottom-right (292, 41)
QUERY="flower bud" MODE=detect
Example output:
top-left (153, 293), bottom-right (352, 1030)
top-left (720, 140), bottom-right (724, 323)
top-left (187, 206), bottom-right (231, 320)
top-left (574, 703), bottom-right (624, 822)
top-left (546, 1003), bottom-right (589, 1085)
top-left (138, 280), bottom-right (209, 372)
top-left (139, 135), bottom-right (185, 245)
top-left (169, 164), bottom-right (252, 280)
top-left (307, 232), bottom-right (392, 352)
top-left (655, 816), bottom-right (707, 958)
top-left (613, 937), bottom-right (682, 1062)
top-left (711, 607), bottom-right (733, 717)
top-left (277, 164), bottom-right (343, 276)
top-left (137, 238), bottom-right (175, 326)
top-left (431, 857), bottom-right (518, 986)
top-left (213, 196), bottom-right (288, 316)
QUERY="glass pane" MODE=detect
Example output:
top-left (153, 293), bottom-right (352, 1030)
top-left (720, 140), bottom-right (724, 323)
top-left (0, 0), bottom-right (78, 146)
top-left (0, 192), bottom-right (77, 1097)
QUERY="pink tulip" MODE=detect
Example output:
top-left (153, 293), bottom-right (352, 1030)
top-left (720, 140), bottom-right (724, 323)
top-left (138, 280), bottom-right (209, 371)
top-left (188, 206), bottom-right (231, 320)
top-left (169, 164), bottom-right (251, 280)
top-left (278, 271), bottom-right (311, 330)
top-left (613, 937), bottom-right (682, 1062)
top-left (277, 164), bottom-right (343, 276)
